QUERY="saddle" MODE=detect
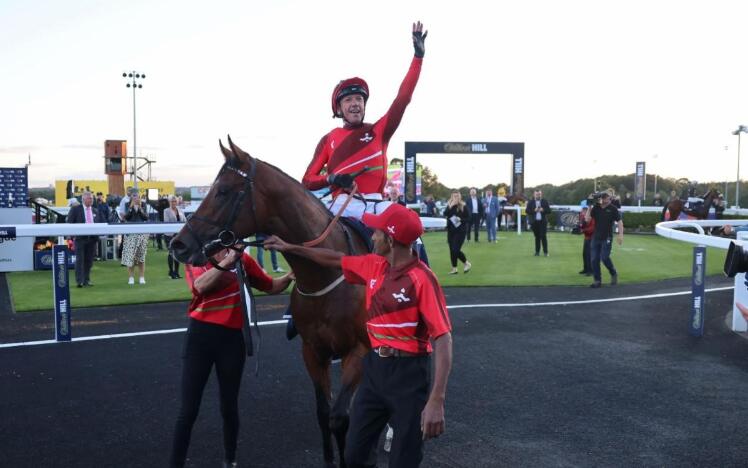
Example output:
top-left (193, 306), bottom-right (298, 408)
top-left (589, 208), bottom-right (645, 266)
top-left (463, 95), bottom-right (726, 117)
top-left (339, 217), bottom-right (374, 253)
top-left (683, 197), bottom-right (704, 212)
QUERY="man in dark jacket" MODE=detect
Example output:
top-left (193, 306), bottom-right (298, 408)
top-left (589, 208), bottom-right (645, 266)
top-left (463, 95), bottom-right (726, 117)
top-left (66, 191), bottom-right (99, 287)
top-left (466, 188), bottom-right (485, 242)
top-left (526, 190), bottom-right (551, 256)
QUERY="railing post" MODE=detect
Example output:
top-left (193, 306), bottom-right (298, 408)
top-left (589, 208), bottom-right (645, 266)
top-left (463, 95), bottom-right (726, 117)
top-left (52, 244), bottom-right (71, 342)
top-left (690, 245), bottom-right (706, 337)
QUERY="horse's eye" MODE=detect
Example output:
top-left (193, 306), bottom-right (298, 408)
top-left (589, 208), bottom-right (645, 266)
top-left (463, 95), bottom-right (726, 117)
top-left (216, 187), bottom-right (228, 197)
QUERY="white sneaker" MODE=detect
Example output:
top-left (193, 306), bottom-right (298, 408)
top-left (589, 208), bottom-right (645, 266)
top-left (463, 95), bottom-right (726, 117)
top-left (273, 267), bottom-right (285, 273)
top-left (464, 261), bottom-right (472, 273)
top-left (128, 277), bottom-right (134, 285)
top-left (139, 277), bottom-right (146, 284)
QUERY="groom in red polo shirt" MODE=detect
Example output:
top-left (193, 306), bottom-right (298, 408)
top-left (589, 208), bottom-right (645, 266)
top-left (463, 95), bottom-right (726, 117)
top-left (264, 203), bottom-right (453, 468)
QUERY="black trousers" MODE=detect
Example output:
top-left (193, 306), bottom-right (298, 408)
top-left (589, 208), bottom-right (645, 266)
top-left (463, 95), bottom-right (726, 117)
top-left (165, 236), bottom-right (180, 275)
top-left (447, 228), bottom-right (467, 267)
top-left (170, 319), bottom-right (246, 467)
top-left (582, 238), bottom-right (592, 272)
top-left (531, 222), bottom-right (548, 254)
top-left (73, 237), bottom-right (97, 285)
top-left (345, 352), bottom-right (430, 468)
top-left (468, 214), bottom-right (481, 241)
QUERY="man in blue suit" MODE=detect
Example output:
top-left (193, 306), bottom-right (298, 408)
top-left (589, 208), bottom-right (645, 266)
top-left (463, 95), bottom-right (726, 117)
top-left (483, 189), bottom-right (500, 243)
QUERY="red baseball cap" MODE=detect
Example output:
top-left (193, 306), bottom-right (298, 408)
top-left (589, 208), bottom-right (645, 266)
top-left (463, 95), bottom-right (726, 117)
top-left (362, 203), bottom-right (423, 245)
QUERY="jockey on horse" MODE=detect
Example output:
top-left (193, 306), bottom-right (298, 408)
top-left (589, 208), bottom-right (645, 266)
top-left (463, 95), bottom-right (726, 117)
top-left (302, 23), bottom-right (426, 219)
top-left (662, 179), bottom-right (721, 221)
top-left (284, 22), bottom-right (429, 340)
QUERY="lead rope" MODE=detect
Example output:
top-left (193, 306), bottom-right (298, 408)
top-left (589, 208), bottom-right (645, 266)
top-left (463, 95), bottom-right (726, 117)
top-left (234, 256), bottom-right (262, 376)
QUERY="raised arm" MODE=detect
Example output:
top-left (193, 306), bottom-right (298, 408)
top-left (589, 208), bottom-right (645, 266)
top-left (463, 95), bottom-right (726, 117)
top-left (380, 22), bottom-right (427, 140)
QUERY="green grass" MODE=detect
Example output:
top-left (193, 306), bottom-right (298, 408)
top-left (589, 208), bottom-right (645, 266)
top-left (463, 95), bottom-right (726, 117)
top-left (426, 231), bottom-right (724, 287)
top-left (8, 232), bottom-right (725, 312)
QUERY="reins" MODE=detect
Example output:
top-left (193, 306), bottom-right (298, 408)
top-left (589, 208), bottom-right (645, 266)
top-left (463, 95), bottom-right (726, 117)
top-left (303, 186), bottom-right (359, 247)
top-left (302, 166), bottom-right (371, 247)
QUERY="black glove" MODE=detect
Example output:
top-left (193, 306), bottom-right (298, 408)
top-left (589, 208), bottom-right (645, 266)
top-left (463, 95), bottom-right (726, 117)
top-left (327, 173), bottom-right (354, 189)
top-left (412, 23), bottom-right (427, 58)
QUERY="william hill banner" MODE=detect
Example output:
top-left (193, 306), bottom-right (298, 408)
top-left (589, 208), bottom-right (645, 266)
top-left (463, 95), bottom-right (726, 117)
top-left (635, 161), bottom-right (646, 201)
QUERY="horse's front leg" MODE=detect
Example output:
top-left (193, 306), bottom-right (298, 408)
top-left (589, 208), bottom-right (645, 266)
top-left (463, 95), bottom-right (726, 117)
top-left (330, 344), bottom-right (367, 468)
top-left (302, 342), bottom-right (336, 468)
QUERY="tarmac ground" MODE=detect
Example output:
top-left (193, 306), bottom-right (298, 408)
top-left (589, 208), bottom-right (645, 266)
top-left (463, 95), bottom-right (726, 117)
top-left (1, 275), bottom-right (747, 467)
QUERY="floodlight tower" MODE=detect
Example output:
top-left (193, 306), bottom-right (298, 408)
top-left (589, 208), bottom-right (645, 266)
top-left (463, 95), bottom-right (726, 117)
top-left (122, 71), bottom-right (145, 189)
top-left (731, 125), bottom-right (748, 208)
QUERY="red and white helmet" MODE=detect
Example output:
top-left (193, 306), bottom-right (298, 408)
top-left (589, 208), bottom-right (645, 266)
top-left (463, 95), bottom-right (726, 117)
top-left (331, 77), bottom-right (369, 117)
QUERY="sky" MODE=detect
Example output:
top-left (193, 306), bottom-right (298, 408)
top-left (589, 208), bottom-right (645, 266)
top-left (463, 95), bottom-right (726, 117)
top-left (2, 0), bottom-right (748, 191)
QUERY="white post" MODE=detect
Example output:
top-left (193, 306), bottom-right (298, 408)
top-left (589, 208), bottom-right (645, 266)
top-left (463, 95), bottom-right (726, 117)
top-left (515, 205), bottom-right (521, 235)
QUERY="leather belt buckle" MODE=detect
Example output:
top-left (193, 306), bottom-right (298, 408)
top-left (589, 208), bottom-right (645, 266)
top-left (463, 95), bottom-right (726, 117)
top-left (376, 346), bottom-right (396, 358)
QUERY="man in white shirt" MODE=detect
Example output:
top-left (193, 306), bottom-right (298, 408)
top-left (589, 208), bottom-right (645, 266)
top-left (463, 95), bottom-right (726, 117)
top-left (117, 189), bottom-right (133, 222)
top-left (466, 188), bottom-right (485, 242)
top-left (525, 190), bottom-right (552, 256)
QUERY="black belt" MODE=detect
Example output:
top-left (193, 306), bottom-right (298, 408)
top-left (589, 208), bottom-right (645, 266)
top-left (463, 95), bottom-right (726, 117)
top-left (373, 346), bottom-right (426, 358)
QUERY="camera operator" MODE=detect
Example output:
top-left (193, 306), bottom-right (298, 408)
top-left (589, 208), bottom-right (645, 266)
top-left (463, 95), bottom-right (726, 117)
top-left (584, 192), bottom-right (624, 288)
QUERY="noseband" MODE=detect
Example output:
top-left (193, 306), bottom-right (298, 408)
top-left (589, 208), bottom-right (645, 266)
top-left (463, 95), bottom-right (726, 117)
top-left (184, 157), bottom-right (259, 270)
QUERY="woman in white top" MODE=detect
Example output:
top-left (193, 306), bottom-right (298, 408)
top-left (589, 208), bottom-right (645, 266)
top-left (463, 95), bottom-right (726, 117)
top-left (163, 195), bottom-right (186, 279)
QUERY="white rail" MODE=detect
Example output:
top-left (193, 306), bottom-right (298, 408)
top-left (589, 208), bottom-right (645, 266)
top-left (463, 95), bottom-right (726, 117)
top-left (654, 220), bottom-right (748, 250)
top-left (8, 223), bottom-right (183, 237)
top-left (655, 219), bottom-right (748, 332)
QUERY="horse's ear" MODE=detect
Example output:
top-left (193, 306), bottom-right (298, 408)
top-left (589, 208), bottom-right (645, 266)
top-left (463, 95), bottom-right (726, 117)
top-left (219, 139), bottom-right (233, 161)
top-left (227, 134), bottom-right (251, 160)
top-left (219, 138), bottom-right (239, 167)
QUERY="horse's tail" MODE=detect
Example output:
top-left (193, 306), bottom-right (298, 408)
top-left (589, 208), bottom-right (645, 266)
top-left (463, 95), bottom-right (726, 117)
top-left (661, 203), bottom-right (669, 221)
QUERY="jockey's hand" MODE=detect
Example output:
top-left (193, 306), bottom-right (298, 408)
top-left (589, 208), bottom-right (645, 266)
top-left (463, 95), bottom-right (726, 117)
top-left (263, 235), bottom-right (290, 252)
top-left (344, 181), bottom-right (359, 194)
top-left (412, 21), bottom-right (427, 58)
top-left (327, 173), bottom-right (354, 190)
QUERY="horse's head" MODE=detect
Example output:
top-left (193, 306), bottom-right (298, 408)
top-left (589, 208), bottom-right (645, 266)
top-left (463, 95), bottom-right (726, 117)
top-left (170, 136), bottom-right (265, 266)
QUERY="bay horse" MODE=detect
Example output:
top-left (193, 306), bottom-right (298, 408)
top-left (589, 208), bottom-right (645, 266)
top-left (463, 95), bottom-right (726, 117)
top-left (170, 137), bottom-right (369, 468)
top-left (662, 188), bottom-right (721, 222)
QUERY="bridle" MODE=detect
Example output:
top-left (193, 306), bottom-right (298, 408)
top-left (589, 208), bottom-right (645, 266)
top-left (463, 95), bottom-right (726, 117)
top-left (181, 155), bottom-right (266, 360)
top-left (183, 157), bottom-right (260, 271)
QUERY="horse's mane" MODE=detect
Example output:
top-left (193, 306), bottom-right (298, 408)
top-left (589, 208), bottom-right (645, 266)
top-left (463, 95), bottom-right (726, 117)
top-left (221, 137), bottom-right (334, 221)
top-left (253, 157), bottom-right (334, 220)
